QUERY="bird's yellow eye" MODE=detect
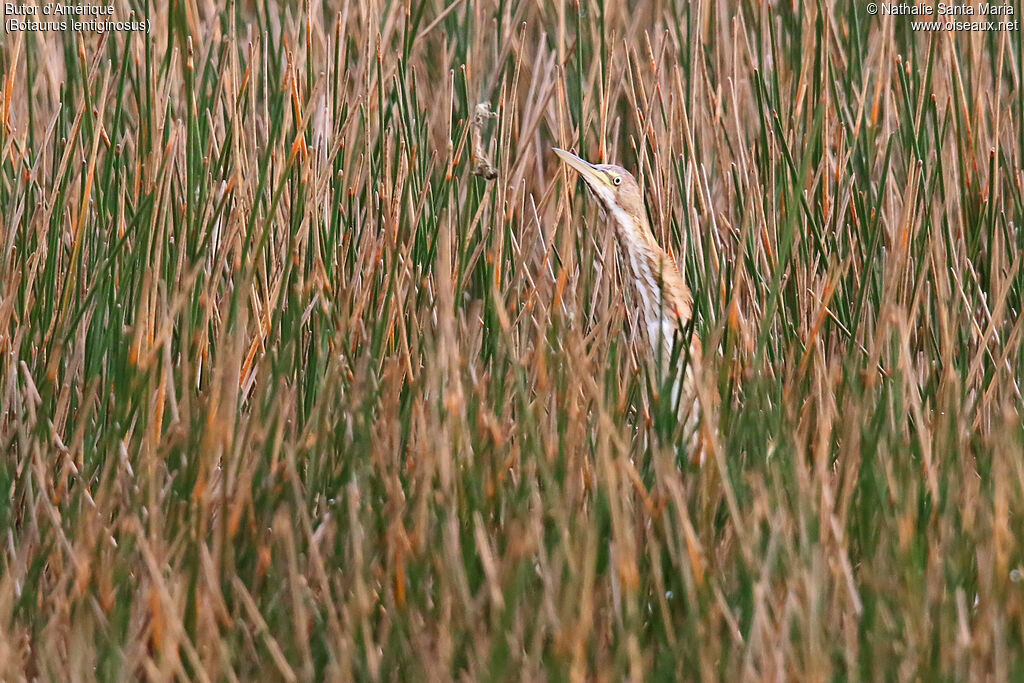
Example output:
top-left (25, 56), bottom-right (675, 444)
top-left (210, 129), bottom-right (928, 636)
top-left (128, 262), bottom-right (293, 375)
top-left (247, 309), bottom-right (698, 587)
top-left (612, 175), bottom-right (622, 186)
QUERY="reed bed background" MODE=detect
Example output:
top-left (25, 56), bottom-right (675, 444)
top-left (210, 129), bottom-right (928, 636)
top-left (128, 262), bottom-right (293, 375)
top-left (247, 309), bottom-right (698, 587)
top-left (2, 0), bottom-right (1024, 678)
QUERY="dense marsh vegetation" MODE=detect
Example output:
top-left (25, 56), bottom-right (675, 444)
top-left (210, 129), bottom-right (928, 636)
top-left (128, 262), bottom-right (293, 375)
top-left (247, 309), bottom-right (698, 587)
top-left (2, 0), bottom-right (1023, 678)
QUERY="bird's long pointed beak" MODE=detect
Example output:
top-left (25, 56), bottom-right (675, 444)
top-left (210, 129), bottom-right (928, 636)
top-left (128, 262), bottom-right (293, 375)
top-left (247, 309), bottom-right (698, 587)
top-left (553, 147), bottom-right (606, 190)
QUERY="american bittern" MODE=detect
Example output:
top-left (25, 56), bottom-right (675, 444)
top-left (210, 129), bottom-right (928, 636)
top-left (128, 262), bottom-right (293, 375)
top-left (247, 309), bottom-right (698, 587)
top-left (554, 147), bottom-right (703, 450)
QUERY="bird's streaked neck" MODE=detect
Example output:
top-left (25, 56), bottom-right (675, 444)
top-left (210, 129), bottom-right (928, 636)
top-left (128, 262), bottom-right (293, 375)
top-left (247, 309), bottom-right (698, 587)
top-left (604, 203), bottom-right (687, 346)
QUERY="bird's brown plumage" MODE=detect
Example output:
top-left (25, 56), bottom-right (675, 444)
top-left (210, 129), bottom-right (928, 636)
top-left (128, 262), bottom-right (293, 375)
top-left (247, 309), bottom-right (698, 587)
top-left (554, 148), bottom-right (703, 451)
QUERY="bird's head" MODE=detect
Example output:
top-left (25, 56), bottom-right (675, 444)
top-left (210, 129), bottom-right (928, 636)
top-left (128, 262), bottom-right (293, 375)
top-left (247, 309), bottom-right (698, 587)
top-left (553, 147), bottom-right (646, 226)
